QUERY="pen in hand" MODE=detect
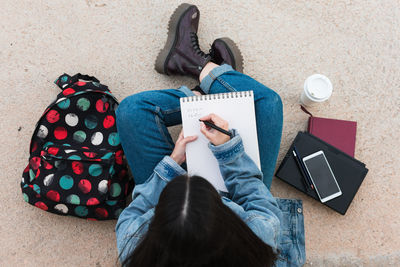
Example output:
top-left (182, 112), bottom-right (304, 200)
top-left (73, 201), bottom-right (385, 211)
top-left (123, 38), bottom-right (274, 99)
top-left (199, 119), bottom-right (232, 138)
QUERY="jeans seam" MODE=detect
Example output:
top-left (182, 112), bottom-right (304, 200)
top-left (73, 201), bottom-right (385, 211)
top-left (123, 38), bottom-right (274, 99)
top-left (162, 107), bottom-right (180, 115)
top-left (216, 76), bottom-right (237, 92)
top-left (154, 106), bottom-right (174, 150)
top-left (209, 72), bottom-right (216, 80)
top-left (296, 211), bottom-right (305, 263)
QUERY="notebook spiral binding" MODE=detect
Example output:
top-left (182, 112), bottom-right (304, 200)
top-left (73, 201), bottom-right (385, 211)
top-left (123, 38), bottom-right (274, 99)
top-left (181, 90), bottom-right (253, 103)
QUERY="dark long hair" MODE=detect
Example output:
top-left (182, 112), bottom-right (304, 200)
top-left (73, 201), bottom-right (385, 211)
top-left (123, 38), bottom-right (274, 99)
top-left (121, 175), bottom-right (278, 267)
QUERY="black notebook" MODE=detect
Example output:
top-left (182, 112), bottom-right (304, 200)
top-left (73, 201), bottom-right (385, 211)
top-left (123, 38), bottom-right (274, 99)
top-left (275, 132), bottom-right (368, 215)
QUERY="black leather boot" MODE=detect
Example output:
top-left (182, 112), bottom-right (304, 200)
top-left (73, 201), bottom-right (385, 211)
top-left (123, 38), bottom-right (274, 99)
top-left (155, 3), bottom-right (211, 78)
top-left (209, 38), bottom-right (244, 72)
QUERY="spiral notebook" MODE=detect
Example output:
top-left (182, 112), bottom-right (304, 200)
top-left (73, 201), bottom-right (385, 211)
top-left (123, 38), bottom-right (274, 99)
top-left (180, 91), bottom-right (260, 192)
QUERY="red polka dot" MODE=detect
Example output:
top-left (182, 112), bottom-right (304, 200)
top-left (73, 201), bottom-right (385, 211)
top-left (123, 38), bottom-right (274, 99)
top-left (46, 110), bottom-right (60, 123)
top-left (54, 127), bottom-right (67, 140)
top-left (103, 115), bottom-right (115, 129)
top-left (63, 88), bottom-right (75, 96)
top-left (81, 146), bottom-right (89, 149)
top-left (87, 197), bottom-right (100, 206)
top-left (35, 201), bottom-right (48, 211)
top-left (48, 147), bottom-right (59, 155)
top-left (30, 157), bottom-right (41, 170)
top-left (43, 161), bottom-right (53, 170)
top-left (78, 179), bottom-right (92, 194)
top-left (83, 151), bottom-right (97, 158)
top-left (87, 218), bottom-right (97, 221)
top-left (96, 99), bottom-right (109, 113)
top-left (72, 161), bottom-right (84, 175)
top-left (31, 142), bottom-right (38, 153)
top-left (95, 208), bottom-right (108, 218)
top-left (35, 169), bottom-right (41, 178)
top-left (75, 81), bottom-right (86, 86)
top-left (46, 190), bottom-right (60, 202)
top-left (115, 150), bottom-right (123, 165)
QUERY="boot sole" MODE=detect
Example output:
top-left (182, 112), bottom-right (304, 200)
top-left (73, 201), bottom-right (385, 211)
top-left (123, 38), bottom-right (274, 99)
top-left (216, 37), bottom-right (244, 73)
top-left (155, 3), bottom-right (195, 75)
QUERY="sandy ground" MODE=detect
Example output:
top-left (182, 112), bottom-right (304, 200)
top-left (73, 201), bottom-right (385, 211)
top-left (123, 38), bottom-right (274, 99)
top-left (1, 0), bottom-right (399, 266)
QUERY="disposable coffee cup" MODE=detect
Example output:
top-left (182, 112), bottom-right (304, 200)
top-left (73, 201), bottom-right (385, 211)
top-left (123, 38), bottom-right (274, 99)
top-left (300, 74), bottom-right (333, 106)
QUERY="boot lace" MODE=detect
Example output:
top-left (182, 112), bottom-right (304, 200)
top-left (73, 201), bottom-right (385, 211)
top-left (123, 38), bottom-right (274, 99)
top-left (190, 32), bottom-right (208, 58)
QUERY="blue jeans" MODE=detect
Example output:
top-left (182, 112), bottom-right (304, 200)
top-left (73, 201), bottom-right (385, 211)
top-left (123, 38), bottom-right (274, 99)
top-left (116, 65), bottom-right (283, 189)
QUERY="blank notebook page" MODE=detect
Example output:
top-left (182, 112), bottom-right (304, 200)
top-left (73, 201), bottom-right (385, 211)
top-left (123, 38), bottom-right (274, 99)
top-left (180, 91), bottom-right (260, 192)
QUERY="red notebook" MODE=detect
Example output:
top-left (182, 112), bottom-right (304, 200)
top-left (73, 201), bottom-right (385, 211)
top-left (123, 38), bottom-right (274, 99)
top-left (301, 106), bottom-right (357, 157)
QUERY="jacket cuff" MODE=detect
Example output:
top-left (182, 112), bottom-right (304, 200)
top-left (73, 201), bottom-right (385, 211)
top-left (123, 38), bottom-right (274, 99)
top-left (208, 129), bottom-right (244, 164)
top-left (154, 156), bottom-right (187, 182)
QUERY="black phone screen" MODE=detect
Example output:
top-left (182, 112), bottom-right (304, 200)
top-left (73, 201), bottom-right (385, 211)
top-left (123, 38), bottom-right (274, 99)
top-left (303, 153), bottom-right (340, 199)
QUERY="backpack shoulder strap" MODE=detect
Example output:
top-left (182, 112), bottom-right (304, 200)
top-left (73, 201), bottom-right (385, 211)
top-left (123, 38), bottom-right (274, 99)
top-left (54, 73), bottom-right (100, 90)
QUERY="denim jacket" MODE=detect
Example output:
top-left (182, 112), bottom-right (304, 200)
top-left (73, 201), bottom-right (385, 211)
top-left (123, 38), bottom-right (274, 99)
top-left (116, 131), bottom-right (306, 266)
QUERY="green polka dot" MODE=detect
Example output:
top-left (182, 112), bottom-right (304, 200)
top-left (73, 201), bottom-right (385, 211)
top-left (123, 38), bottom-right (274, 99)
top-left (57, 99), bottom-right (70, 109)
top-left (74, 206), bottom-right (88, 217)
top-left (33, 184), bottom-right (41, 194)
top-left (23, 184), bottom-right (28, 188)
top-left (55, 160), bottom-right (67, 170)
top-left (73, 131), bottom-right (86, 143)
top-left (62, 143), bottom-right (71, 147)
top-left (66, 194), bottom-right (80, 205)
top-left (43, 141), bottom-right (54, 148)
top-left (110, 183), bottom-right (121, 197)
top-left (59, 175), bottom-right (74, 190)
top-left (92, 82), bottom-right (100, 87)
top-left (23, 193), bottom-right (29, 202)
top-left (68, 155), bottom-right (81, 160)
top-left (109, 165), bottom-right (115, 176)
top-left (101, 152), bottom-right (113, 160)
top-left (76, 98), bottom-right (91, 111)
top-left (89, 164), bottom-right (102, 177)
top-left (114, 208), bottom-right (122, 218)
top-left (106, 200), bottom-right (117, 206)
top-left (61, 75), bottom-right (68, 82)
top-left (108, 132), bottom-right (120, 146)
top-left (29, 169), bottom-right (35, 182)
top-left (85, 115), bottom-right (98, 129)
top-left (74, 91), bottom-right (85, 96)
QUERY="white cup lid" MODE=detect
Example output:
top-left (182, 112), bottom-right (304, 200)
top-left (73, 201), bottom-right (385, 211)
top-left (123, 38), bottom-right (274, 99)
top-left (304, 74), bottom-right (333, 100)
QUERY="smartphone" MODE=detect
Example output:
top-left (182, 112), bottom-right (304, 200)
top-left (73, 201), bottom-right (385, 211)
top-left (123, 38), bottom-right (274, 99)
top-left (302, 150), bottom-right (342, 203)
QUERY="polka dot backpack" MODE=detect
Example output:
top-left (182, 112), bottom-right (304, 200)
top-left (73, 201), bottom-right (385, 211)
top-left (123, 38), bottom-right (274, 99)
top-left (21, 73), bottom-right (134, 220)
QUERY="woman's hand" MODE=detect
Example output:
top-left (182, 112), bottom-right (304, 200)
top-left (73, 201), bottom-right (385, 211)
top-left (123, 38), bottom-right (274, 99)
top-left (199, 113), bottom-right (231, 146)
top-left (170, 130), bottom-right (198, 165)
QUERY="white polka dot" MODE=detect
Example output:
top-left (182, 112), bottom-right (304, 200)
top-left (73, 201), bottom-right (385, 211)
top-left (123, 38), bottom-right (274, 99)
top-left (65, 113), bottom-right (79, 127)
top-left (98, 180), bottom-right (108, 194)
top-left (21, 177), bottom-right (25, 183)
top-left (64, 149), bottom-right (77, 154)
top-left (43, 174), bottom-right (54, 186)
top-left (37, 125), bottom-right (48, 138)
top-left (91, 132), bottom-right (103, 146)
top-left (54, 204), bottom-right (68, 214)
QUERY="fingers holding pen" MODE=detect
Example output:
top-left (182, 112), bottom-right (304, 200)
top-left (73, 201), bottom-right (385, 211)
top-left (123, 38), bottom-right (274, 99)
top-left (199, 113), bottom-right (229, 131)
